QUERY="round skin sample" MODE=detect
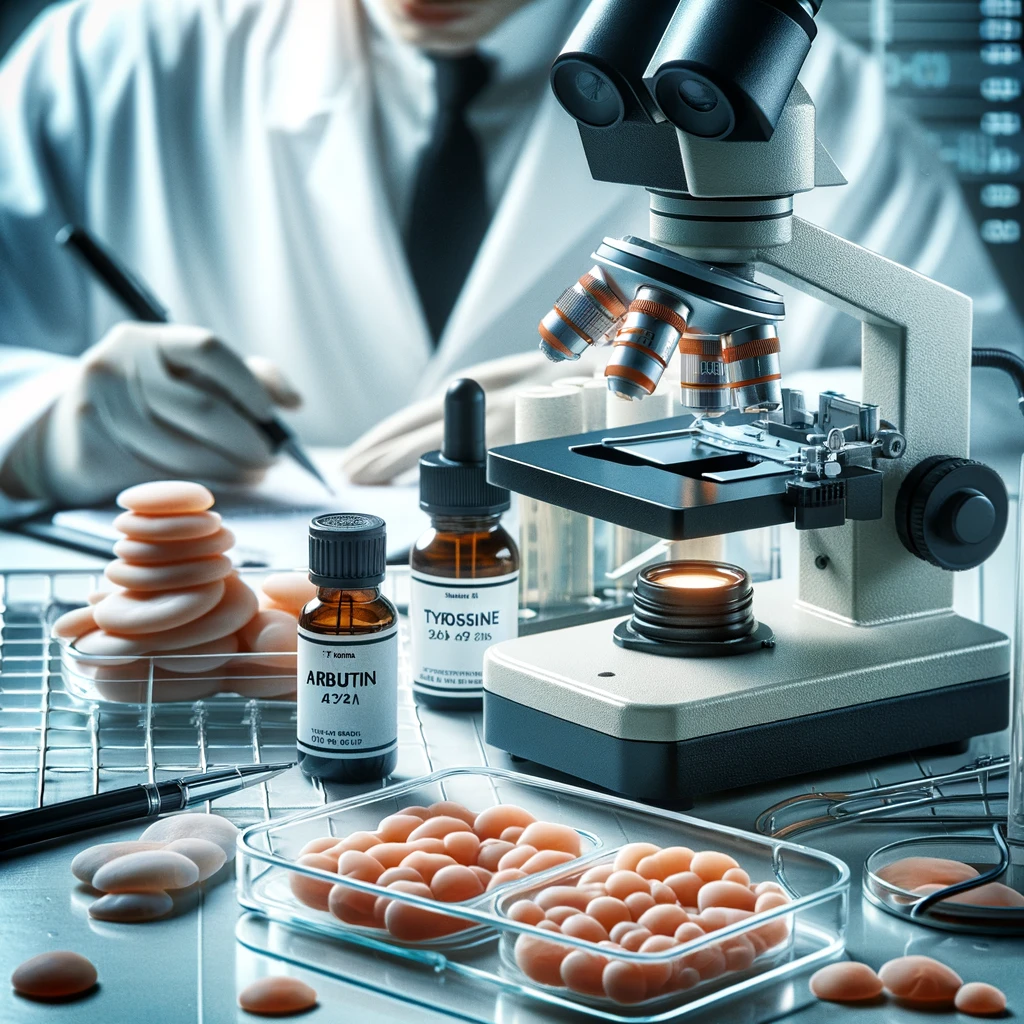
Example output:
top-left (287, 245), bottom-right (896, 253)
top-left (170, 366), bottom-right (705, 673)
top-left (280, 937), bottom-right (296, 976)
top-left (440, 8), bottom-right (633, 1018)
top-left (88, 891), bottom-right (174, 923)
top-left (810, 962), bottom-right (884, 1003)
top-left (697, 880), bottom-right (757, 913)
top-left (912, 881), bottom-right (1024, 907)
top-left (535, 886), bottom-right (591, 913)
top-left (498, 845), bottom-right (537, 872)
top-left (664, 871), bottom-right (704, 906)
top-left (876, 856), bottom-right (979, 891)
top-left (407, 816), bottom-right (474, 842)
top-left (140, 812), bottom-right (240, 859)
top-left (105, 554), bottom-right (233, 592)
top-left (690, 850), bottom-right (740, 882)
top-left (289, 854), bottom-right (338, 912)
top-left (474, 804), bottom-right (537, 840)
top-left (113, 527), bottom-right (235, 565)
top-left (606, 871), bottom-right (651, 902)
top-left (93, 580), bottom-right (226, 636)
top-left (428, 801), bottom-right (477, 825)
top-left (71, 840), bottom-right (166, 886)
top-left (153, 634), bottom-right (240, 674)
top-left (637, 903), bottom-right (690, 937)
top-left (955, 981), bottom-right (1007, 1016)
top-left (521, 850), bottom-right (575, 874)
top-left (518, 822), bottom-right (581, 856)
top-left (239, 609), bottom-right (299, 653)
top-left (878, 955), bottom-right (963, 1007)
top-left (508, 901), bottom-right (546, 926)
top-left (163, 837), bottom-right (228, 881)
top-left (52, 605), bottom-right (98, 640)
top-left (444, 831), bottom-right (481, 866)
top-left (376, 814), bottom-right (424, 843)
top-left (561, 949), bottom-right (608, 997)
top-left (613, 843), bottom-right (661, 873)
top-left (238, 976), bottom-right (318, 1017)
top-left (384, 896), bottom-right (467, 941)
top-left (91, 849), bottom-right (200, 893)
top-left (113, 509), bottom-right (222, 541)
top-left (11, 951), bottom-right (98, 1001)
top-left (259, 572), bottom-right (317, 614)
top-left (430, 865), bottom-right (485, 903)
top-left (514, 924), bottom-right (570, 987)
top-left (76, 575), bottom-right (258, 656)
top-left (603, 959), bottom-right (648, 1005)
top-left (117, 480), bottom-right (215, 515)
top-left (477, 841), bottom-right (515, 872)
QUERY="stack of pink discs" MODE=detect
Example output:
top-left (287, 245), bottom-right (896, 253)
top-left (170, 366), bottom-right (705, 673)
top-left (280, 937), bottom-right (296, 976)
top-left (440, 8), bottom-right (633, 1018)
top-left (52, 481), bottom-right (295, 702)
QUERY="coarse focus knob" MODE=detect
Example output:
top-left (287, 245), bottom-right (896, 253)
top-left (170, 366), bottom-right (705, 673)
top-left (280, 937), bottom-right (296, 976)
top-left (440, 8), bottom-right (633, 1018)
top-left (895, 456), bottom-right (1008, 571)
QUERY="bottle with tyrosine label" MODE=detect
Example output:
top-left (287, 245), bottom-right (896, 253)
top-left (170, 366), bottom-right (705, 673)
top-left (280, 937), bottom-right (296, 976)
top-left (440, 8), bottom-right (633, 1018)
top-left (297, 513), bottom-right (398, 782)
top-left (411, 379), bottom-right (520, 710)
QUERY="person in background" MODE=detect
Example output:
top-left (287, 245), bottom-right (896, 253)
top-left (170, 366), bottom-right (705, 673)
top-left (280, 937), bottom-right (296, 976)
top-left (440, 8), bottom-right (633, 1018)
top-left (0, 0), bottom-right (1020, 514)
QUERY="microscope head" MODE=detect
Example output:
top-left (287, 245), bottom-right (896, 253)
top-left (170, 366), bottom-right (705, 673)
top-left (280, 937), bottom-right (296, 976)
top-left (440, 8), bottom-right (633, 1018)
top-left (539, 0), bottom-right (838, 412)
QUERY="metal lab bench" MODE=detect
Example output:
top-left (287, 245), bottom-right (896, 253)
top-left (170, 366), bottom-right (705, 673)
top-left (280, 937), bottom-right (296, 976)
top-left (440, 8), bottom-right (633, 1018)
top-left (1, 532), bottom-right (1021, 1024)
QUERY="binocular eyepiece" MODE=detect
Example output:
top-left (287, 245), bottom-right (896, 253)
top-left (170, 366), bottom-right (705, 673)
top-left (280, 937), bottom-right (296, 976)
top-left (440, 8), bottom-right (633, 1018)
top-left (551, 0), bottom-right (819, 142)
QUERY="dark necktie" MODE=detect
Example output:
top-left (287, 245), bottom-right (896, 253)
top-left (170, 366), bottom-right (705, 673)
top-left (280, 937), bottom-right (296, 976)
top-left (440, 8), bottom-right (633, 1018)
top-left (406, 53), bottom-right (492, 344)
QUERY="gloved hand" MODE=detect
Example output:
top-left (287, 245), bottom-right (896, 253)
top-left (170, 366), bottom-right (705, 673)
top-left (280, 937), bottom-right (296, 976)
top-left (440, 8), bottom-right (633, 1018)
top-left (2, 322), bottom-right (302, 506)
top-left (342, 351), bottom-right (599, 485)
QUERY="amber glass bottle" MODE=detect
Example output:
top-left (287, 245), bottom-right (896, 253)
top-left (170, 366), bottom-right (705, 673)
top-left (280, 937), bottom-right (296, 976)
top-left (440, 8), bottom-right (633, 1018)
top-left (297, 514), bottom-right (398, 783)
top-left (410, 380), bottom-right (519, 710)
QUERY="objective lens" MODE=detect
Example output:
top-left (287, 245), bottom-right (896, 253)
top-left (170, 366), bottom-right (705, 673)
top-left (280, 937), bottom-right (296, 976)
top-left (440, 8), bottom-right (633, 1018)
top-left (678, 77), bottom-right (719, 113)
top-left (629, 561), bottom-right (756, 645)
top-left (539, 268), bottom-right (627, 363)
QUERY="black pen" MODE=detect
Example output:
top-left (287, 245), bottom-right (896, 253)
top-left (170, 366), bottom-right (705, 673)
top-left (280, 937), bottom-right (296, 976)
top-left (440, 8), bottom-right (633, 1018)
top-left (0, 762), bottom-right (294, 854)
top-left (56, 224), bottom-right (334, 495)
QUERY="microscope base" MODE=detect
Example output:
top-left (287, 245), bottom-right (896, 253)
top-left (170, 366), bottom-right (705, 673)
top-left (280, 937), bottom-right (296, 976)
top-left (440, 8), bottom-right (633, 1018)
top-left (483, 582), bottom-right (1009, 802)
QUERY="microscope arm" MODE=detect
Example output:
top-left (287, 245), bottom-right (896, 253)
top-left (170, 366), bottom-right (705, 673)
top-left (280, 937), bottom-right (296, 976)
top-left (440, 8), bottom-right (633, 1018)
top-left (758, 216), bottom-right (971, 624)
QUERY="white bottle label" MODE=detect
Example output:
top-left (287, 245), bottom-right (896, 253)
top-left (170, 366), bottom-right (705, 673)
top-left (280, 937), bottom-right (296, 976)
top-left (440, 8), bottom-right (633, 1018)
top-left (409, 570), bottom-right (520, 698)
top-left (296, 625), bottom-right (398, 759)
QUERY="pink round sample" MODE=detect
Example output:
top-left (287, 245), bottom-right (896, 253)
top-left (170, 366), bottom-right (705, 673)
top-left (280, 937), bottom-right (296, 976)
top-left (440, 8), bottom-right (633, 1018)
top-left (105, 555), bottom-right (234, 592)
top-left (955, 981), bottom-right (1007, 1016)
top-left (52, 605), bottom-right (97, 640)
top-left (93, 580), bottom-right (226, 636)
top-left (76, 575), bottom-right (258, 655)
top-left (152, 634), bottom-right (239, 673)
top-left (113, 509), bottom-right (222, 541)
top-left (239, 609), bottom-right (298, 652)
top-left (116, 480), bottom-right (215, 514)
top-left (260, 572), bottom-right (317, 613)
top-left (113, 528), bottom-right (236, 565)
top-left (11, 951), bottom-right (97, 1001)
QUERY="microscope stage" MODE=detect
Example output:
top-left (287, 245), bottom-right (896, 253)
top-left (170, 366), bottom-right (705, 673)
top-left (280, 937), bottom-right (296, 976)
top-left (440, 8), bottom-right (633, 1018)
top-left (483, 578), bottom-right (1009, 802)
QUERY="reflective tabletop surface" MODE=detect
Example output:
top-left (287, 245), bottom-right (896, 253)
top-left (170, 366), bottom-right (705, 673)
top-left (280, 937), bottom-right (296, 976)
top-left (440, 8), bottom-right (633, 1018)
top-left (1, 532), bottom-right (1020, 1024)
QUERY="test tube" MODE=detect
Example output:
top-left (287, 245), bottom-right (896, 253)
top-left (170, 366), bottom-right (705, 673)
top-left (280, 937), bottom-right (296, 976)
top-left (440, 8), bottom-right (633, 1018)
top-left (554, 376), bottom-right (611, 594)
top-left (515, 386), bottom-right (595, 613)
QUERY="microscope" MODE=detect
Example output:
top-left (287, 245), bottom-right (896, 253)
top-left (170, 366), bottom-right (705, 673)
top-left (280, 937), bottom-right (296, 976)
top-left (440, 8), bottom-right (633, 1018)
top-left (483, 0), bottom-right (1012, 803)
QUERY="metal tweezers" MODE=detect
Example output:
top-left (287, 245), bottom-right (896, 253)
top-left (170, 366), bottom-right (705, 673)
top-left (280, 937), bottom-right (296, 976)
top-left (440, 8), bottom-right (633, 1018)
top-left (755, 755), bottom-right (1009, 840)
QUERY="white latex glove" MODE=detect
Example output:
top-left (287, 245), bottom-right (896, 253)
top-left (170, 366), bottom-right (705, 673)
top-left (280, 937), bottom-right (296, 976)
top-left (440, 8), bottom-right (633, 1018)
top-left (342, 351), bottom-right (598, 485)
top-left (3, 322), bottom-right (302, 506)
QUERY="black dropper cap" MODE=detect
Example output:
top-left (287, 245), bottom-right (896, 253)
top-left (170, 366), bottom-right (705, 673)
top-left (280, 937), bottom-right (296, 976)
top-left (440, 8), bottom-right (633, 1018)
top-left (308, 513), bottom-right (387, 589)
top-left (419, 379), bottom-right (511, 517)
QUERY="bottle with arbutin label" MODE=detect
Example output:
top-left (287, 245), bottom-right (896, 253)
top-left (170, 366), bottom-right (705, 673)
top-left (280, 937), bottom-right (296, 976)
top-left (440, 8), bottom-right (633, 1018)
top-left (297, 513), bottom-right (398, 782)
top-left (410, 379), bottom-right (520, 710)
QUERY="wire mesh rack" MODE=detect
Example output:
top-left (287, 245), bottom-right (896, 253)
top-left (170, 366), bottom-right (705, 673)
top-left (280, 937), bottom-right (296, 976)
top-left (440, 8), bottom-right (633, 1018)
top-left (0, 568), bottom-right (475, 823)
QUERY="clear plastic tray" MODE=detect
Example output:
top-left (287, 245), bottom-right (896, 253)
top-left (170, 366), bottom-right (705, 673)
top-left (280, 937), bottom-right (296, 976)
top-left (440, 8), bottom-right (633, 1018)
top-left (52, 568), bottom-right (301, 706)
top-left (238, 767), bottom-right (849, 1022)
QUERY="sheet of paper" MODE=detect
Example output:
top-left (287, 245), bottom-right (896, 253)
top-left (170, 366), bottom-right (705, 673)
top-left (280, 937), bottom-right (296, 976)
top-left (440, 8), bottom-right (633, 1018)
top-left (51, 449), bottom-right (427, 568)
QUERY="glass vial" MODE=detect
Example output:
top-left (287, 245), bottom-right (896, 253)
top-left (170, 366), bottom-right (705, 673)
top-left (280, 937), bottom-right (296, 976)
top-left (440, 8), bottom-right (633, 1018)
top-left (297, 513), bottom-right (398, 783)
top-left (410, 380), bottom-right (519, 710)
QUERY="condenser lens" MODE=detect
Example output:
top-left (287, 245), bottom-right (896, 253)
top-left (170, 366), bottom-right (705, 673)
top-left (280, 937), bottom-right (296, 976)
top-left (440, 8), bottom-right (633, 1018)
top-left (678, 77), bottom-right (719, 113)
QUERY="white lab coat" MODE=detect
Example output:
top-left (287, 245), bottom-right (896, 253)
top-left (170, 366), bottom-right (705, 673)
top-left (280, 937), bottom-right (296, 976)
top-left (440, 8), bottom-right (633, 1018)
top-left (0, 0), bottom-right (1020, 521)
